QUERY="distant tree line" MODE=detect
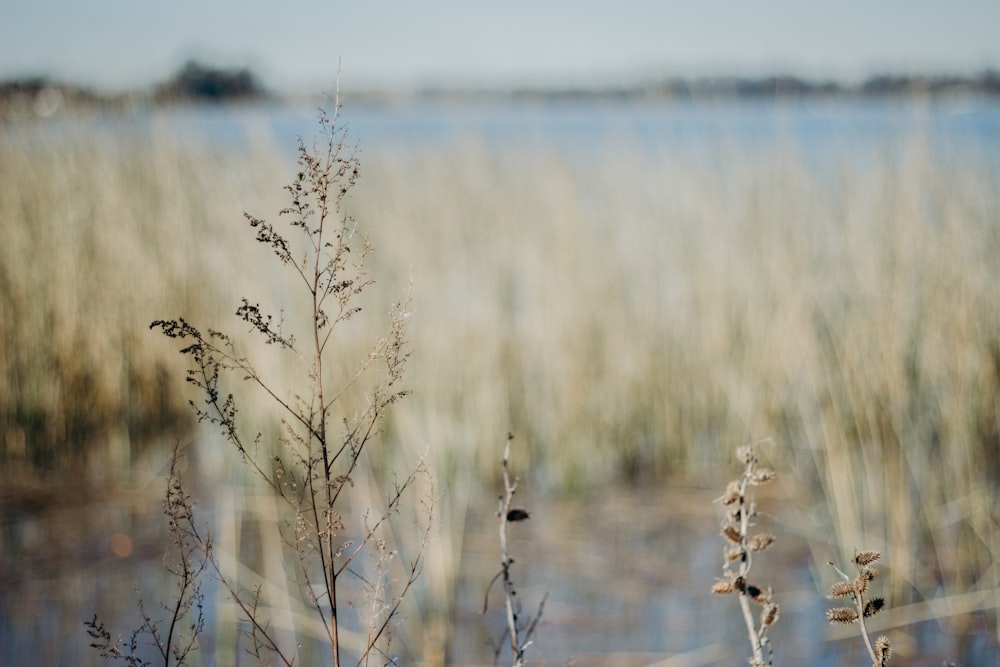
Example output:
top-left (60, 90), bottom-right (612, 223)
top-left (0, 60), bottom-right (268, 118)
top-left (153, 60), bottom-right (269, 103)
top-left (3, 63), bottom-right (1000, 117)
top-left (496, 70), bottom-right (1000, 102)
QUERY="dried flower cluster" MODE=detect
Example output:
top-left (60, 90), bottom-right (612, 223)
top-left (711, 439), bottom-right (779, 666)
top-left (827, 551), bottom-right (891, 666)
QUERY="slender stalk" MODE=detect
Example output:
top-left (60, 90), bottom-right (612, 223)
top-left (486, 433), bottom-right (545, 667)
top-left (738, 587), bottom-right (764, 664)
top-left (735, 469), bottom-right (765, 665)
top-left (855, 604), bottom-right (878, 664)
top-left (498, 434), bottom-right (523, 665)
top-left (316, 93), bottom-right (337, 667)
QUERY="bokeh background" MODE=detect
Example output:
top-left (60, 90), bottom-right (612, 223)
top-left (3, 3), bottom-right (1000, 665)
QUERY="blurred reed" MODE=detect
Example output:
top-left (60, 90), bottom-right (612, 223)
top-left (2, 117), bottom-right (998, 647)
top-left (0, 124), bottom-right (289, 476)
top-left (351, 138), bottom-right (1000, 621)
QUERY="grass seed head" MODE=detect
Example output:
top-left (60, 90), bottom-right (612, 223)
top-left (722, 524), bottom-right (743, 544)
top-left (711, 579), bottom-right (735, 595)
top-left (719, 480), bottom-right (741, 505)
top-left (749, 533), bottom-right (775, 552)
top-left (829, 581), bottom-right (855, 598)
top-left (874, 635), bottom-right (891, 662)
top-left (863, 598), bottom-right (886, 617)
top-left (760, 603), bottom-right (779, 628)
top-left (827, 607), bottom-right (860, 624)
top-left (854, 550), bottom-right (881, 567)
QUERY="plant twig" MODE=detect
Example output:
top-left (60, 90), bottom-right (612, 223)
top-left (486, 432), bottom-right (545, 667)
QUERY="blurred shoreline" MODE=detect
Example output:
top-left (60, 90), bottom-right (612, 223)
top-left (3, 61), bottom-right (1000, 121)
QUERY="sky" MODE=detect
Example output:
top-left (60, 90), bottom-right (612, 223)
top-left (2, 1), bottom-right (1000, 94)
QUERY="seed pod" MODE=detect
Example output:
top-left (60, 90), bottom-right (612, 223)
top-left (873, 635), bottom-right (891, 661)
top-left (749, 533), bottom-right (775, 551)
top-left (711, 579), bottom-right (735, 594)
top-left (719, 480), bottom-right (741, 505)
top-left (760, 603), bottom-right (780, 628)
top-left (827, 607), bottom-right (859, 624)
top-left (829, 581), bottom-right (855, 598)
top-left (725, 545), bottom-right (746, 562)
top-left (722, 524), bottom-right (743, 544)
top-left (854, 550), bottom-right (881, 567)
top-left (863, 598), bottom-right (886, 617)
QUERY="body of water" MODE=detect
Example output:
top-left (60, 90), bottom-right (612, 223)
top-left (3, 470), bottom-right (995, 666)
top-left (78, 95), bottom-right (1000, 168)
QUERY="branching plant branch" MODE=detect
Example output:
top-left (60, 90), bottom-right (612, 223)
top-left (139, 88), bottom-right (428, 667)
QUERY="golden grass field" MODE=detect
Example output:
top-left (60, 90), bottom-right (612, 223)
top-left (2, 108), bottom-right (999, 662)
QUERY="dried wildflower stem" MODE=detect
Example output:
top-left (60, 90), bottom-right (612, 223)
top-left (484, 432), bottom-right (545, 667)
top-left (830, 561), bottom-right (876, 660)
top-left (149, 89), bottom-right (427, 667)
top-left (731, 469), bottom-right (766, 665)
top-left (735, 471), bottom-right (764, 662)
top-left (712, 439), bottom-right (779, 667)
top-left (827, 552), bottom-right (891, 666)
top-left (855, 596), bottom-right (879, 662)
top-left (499, 434), bottom-right (524, 664)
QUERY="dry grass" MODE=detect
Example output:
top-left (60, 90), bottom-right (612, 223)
top-left (0, 124), bottom-right (288, 474)
top-left (350, 136), bottom-right (1000, 620)
top-left (2, 111), bottom-right (999, 656)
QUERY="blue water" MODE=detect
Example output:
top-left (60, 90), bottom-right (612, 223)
top-left (88, 95), bottom-right (1000, 169)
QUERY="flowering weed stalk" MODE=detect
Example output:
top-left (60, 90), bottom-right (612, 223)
top-left (711, 439), bottom-right (780, 666)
